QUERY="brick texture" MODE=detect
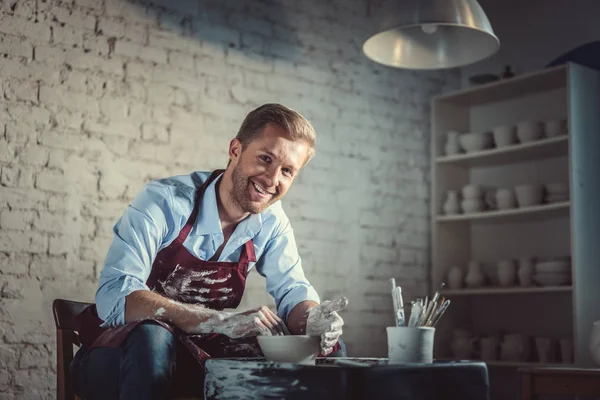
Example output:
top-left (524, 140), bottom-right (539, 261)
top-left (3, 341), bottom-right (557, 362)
top-left (0, 0), bottom-right (459, 396)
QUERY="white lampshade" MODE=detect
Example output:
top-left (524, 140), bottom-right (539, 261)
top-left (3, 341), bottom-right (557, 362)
top-left (362, 0), bottom-right (500, 70)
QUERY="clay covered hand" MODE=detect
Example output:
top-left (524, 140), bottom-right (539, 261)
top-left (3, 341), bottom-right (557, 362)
top-left (190, 305), bottom-right (289, 338)
top-left (306, 297), bottom-right (348, 355)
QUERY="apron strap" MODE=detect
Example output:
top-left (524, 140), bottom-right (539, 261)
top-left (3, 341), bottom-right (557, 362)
top-left (172, 169), bottom-right (225, 246)
top-left (241, 240), bottom-right (256, 263)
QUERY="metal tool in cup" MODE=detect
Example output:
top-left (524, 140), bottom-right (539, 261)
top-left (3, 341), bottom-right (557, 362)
top-left (390, 278), bottom-right (406, 326)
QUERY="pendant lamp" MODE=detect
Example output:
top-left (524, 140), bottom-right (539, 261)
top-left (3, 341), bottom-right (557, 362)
top-left (362, 0), bottom-right (500, 70)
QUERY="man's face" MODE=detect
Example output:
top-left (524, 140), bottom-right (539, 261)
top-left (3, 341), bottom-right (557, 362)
top-left (228, 124), bottom-right (310, 214)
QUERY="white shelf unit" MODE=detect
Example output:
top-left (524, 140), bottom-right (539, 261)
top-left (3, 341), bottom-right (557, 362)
top-left (429, 63), bottom-right (600, 397)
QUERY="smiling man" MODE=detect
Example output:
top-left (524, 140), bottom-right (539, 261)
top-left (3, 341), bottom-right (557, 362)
top-left (71, 104), bottom-right (348, 400)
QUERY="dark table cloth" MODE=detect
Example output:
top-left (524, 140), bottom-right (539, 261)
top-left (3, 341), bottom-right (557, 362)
top-left (204, 358), bottom-right (489, 400)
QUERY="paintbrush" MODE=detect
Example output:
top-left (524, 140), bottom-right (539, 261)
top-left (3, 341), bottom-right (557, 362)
top-left (423, 282), bottom-right (446, 326)
top-left (431, 282), bottom-right (445, 305)
top-left (430, 299), bottom-right (451, 327)
top-left (425, 296), bottom-right (444, 327)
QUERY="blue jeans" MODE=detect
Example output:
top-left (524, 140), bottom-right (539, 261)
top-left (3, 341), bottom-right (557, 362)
top-left (71, 322), bottom-right (182, 400)
top-left (71, 322), bottom-right (348, 400)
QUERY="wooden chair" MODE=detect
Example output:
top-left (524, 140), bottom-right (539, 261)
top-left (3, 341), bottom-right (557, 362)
top-left (52, 299), bottom-right (202, 400)
top-left (52, 298), bottom-right (91, 400)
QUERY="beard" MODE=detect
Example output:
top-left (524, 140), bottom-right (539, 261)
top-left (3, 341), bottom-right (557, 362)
top-left (229, 162), bottom-right (278, 214)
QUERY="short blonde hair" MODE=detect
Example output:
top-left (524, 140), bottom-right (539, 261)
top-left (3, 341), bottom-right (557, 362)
top-left (236, 104), bottom-right (317, 164)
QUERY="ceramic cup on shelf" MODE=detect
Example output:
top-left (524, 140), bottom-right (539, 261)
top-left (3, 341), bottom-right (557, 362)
top-left (465, 261), bottom-right (486, 288)
top-left (517, 120), bottom-right (543, 142)
top-left (496, 188), bottom-right (517, 209)
top-left (515, 184), bottom-right (544, 207)
top-left (444, 130), bottom-right (461, 155)
top-left (443, 191), bottom-right (461, 215)
top-left (492, 125), bottom-right (517, 147)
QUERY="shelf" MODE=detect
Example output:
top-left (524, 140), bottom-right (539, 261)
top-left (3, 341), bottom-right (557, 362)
top-left (435, 135), bottom-right (569, 168)
top-left (441, 286), bottom-right (572, 296)
top-left (432, 64), bottom-right (567, 107)
top-left (436, 201), bottom-right (570, 223)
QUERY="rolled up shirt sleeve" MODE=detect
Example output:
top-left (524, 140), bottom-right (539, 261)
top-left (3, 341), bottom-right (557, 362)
top-left (255, 222), bottom-right (320, 322)
top-left (95, 182), bottom-right (175, 328)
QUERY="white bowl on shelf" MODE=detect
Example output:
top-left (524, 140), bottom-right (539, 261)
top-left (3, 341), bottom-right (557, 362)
top-left (459, 132), bottom-right (492, 153)
top-left (535, 260), bottom-right (571, 273)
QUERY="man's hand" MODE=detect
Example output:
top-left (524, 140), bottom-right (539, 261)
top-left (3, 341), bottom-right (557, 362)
top-left (125, 291), bottom-right (289, 338)
top-left (306, 297), bottom-right (348, 355)
top-left (187, 305), bottom-right (290, 338)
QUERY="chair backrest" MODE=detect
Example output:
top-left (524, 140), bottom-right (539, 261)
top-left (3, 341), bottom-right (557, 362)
top-left (52, 299), bottom-right (92, 400)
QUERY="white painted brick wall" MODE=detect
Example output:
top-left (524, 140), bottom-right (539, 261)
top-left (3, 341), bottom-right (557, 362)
top-left (0, 0), bottom-right (460, 397)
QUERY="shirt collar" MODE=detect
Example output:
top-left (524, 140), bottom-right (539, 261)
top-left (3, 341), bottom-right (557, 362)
top-left (191, 172), bottom-right (263, 237)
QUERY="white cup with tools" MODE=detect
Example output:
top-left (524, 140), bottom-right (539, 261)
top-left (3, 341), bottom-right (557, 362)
top-left (387, 326), bottom-right (435, 364)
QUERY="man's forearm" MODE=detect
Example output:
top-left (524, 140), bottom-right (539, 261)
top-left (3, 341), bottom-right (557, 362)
top-left (286, 300), bottom-right (318, 334)
top-left (124, 289), bottom-right (222, 332)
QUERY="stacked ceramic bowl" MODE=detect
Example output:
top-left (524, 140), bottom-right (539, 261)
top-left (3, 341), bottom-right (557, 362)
top-left (544, 182), bottom-right (569, 203)
top-left (461, 184), bottom-right (485, 213)
top-left (458, 132), bottom-right (493, 153)
top-left (533, 256), bottom-right (571, 287)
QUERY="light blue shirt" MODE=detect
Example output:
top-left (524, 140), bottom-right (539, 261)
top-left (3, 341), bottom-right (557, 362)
top-left (96, 170), bottom-right (320, 328)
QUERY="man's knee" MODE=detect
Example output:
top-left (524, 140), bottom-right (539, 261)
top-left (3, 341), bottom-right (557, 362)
top-left (119, 322), bottom-right (178, 396)
top-left (122, 322), bottom-right (177, 373)
top-left (131, 321), bottom-right (176, 342)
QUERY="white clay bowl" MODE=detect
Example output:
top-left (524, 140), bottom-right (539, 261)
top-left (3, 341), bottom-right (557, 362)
top-left (459, 132), bottom-right (491, 153)
top-left (535, 261), bottom-right (570, 273)
top-left (257, 335), bottom-right (320, 364)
